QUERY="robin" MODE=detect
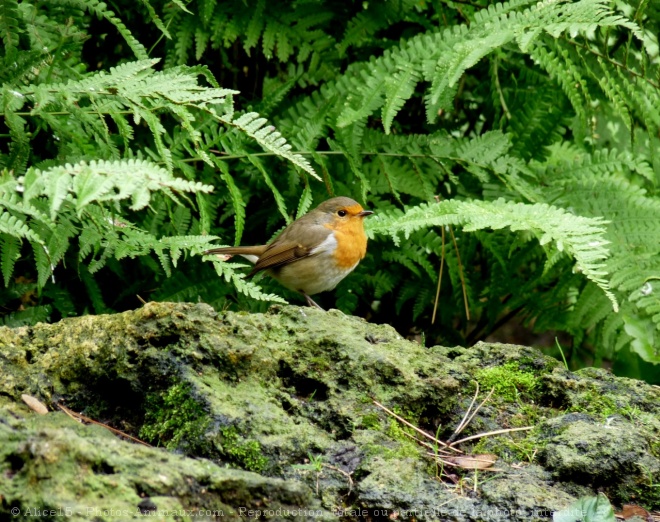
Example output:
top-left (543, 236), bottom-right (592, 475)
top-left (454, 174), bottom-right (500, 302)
top-left (204, 196), bottom-right (374, 309)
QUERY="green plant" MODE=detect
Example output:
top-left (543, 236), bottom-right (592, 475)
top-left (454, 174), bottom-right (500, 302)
top-left (553, 493), bottom-right (616, 522)
top-left (293, 453), bottom-right (324, 474)
top-left (1, 0), bottom-right (659, 381)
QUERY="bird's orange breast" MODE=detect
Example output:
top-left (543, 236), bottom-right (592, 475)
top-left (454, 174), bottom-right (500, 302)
top-left (325, 206), bottom-right (368, 269)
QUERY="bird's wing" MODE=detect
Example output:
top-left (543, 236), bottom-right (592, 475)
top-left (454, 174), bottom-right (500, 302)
top-left (248, 220), bottom-right (331, 276)
top-left (248, 241), bottom-right (311, 276)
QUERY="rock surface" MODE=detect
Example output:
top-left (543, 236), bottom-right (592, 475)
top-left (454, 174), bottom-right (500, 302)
top-left (0, 302), bottom-right (658, 521)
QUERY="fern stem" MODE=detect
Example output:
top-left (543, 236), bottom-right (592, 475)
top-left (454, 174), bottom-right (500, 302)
top-left (207, 150), bottom-right (488, 166)
top-left (13, 110), bottom-right (135, 116)
top-left (492, 56), bottom-right (511, 120)
top-left (449, 226), bottom-right (470, 321)
top-left (431, 225), bottom-right (446, 325)
top-left (565, 37), bottom-right (660, 90)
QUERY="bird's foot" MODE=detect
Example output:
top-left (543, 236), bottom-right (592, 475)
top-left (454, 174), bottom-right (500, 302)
top-left (303, 293), bottom-right (324, 310)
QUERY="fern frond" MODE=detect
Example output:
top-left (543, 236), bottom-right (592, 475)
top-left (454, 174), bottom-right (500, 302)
top-left (140, 0), bottom-right (173, 39)
top-left (16, 60), bottom-right (239, 169)
top-left (158, 234), bottom-right (219, 267)
top-left (79, 264), bottom-right (111, 313)
top-left (245, 155), bottom-right (290, 223)
top-left (0, 233), bottom-right (21, 287)
top-left (0, 212), bottom-right (44, 245)
top-left (336, 66), bottom-right (387, 128)
top-left (24, 159), bottom-right (213, 219)
top-left (245, 0), bottom-right (266, 52)
top-left (2, 108), bottom-right (30, 173)
top-left (539, 147), bottom-right (653, 183)
top-left (215, 160), bottom-right (246, 245)
top-left (2, 305), bottom-right (52, 327)
top-left (48, 0), bottom-right (148, 59)
top-left (527, 42), bottom-right (589, 125)
top-left (0, 0), bottom-right (21, 59)
top-left (295, 184), bottom-right (313, 220)
top-left (227, 112), bottom-right (320, 180)
top-left (204, 257), bottom-right (287, 304)
top-left (368, 198), bottom-right (617, 310)
top-left (307, 0), bottom-right (642, 131)
top-left (337, 3), bottom-right (408, 57)
top-left (382, 62), bottom-right (418, 135)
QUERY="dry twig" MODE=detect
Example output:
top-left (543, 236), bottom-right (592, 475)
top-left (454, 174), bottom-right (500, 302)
top-left (57, 403), bottom-right (151, 447)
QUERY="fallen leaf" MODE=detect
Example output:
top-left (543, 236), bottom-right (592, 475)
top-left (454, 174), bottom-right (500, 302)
top-left (618, 504), bottom-right (650, 520)
top-left (443, 454), bottom-right (497, 469)
top-left (21, 394), bottom-right (48, 415)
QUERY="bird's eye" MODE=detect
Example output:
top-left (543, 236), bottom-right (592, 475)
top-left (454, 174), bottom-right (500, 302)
top-left (337, 209), bottom-right (347, 217)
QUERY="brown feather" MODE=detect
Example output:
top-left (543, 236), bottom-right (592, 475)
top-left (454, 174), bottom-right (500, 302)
top-left (248, 242), bottom-right (312, 276)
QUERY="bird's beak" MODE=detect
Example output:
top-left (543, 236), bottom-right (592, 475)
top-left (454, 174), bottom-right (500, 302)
top-left (358, 210), bottom-right (374, 217)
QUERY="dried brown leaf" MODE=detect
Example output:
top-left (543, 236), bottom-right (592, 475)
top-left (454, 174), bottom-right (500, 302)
top-left (443, 454), bottom-right (497, 469)
top-left (21, 394), bottom-right (49, 415)
top-left (618, 504), bottom-right (650, 520)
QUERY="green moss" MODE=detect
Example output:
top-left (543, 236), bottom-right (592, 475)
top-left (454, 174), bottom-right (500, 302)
top-left (617, 465), bottom-right (660, 509)
top-left (472, 431), bottom-right (544, 464)
top-left (360, 413), bottom-right (381, 430)
top-left (219, 426), bottom-right (268, 473)
top-left (566, 389), bottom-right (619, 418)
top-left (383, 420), bottom-right (425, 459)
top-left (476, 362), bottom-right (540, 402)
top-left (139, 383), bottom-right (209, 450)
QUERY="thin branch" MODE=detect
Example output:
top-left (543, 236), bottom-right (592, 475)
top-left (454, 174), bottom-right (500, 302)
top-left (57, 403), bottom-right (151, 447)
top-left (401, 429), bottom-right (454, 456)
top-left (449, 225), bottom-right (470, 321)
top-left (456, 387), bottom-right (495, 438)
top-left (204, 149), bottom-right (494, 170)
top-left (322, 464), bottom-right (354, 494)
top-left (372, 399), bottom-right (462, 453)
top-left (431, 222), bottom-right (446, 325)
top-left (450, 426), bottom-right (533, 446)
top-left (451, 382), bottom-right (480, 437)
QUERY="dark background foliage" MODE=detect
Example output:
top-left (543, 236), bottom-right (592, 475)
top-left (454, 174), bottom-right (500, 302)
top-left (1, 0), bottom-right (659, 383)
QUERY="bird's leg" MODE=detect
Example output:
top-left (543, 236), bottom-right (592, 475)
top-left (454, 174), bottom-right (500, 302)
top-left (303, 292), bottom-right (324, 310)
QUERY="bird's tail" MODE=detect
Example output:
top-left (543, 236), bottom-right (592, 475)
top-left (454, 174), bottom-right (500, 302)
top-left (203, 245), bottom-right (267, 257)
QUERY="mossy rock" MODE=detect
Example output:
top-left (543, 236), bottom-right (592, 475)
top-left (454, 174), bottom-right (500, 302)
top-left (1, 302), bottom-right (658, 521)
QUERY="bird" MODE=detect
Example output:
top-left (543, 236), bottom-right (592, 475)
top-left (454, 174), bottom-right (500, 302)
top-left (203, 196), bottom-right (374, 309)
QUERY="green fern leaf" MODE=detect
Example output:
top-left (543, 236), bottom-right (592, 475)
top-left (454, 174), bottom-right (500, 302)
top-left (161, 235), bottom-right (217, 267)
top-left (368, 198), bottom-right (617, 311)
top-left (0, 233), bottom-right (20, 287)
top-left (296, 184), bottom-right (313, 219)
top-left (79, 264), bottom-right (111, 313)
top-left (0, 0), bottom-right (21, 59)
top-left (2, 305), bottom-right (52, 327)
top-left (245, 0), bottom-right (265, 52)
top-left (49, 0), bottom-right (148, 59)
top-left (228, 112), bottom-right (319, 180)
top-left (0, 212), bottom-right (44, 245)
top-left (216, 161), bottom-right (246, 245)
top-left (246, 155), bottom-right (290, 223)
top-left (382, 62), bottom-right (418, 135)
top-left (204, 257), bottom-right (287, 304)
